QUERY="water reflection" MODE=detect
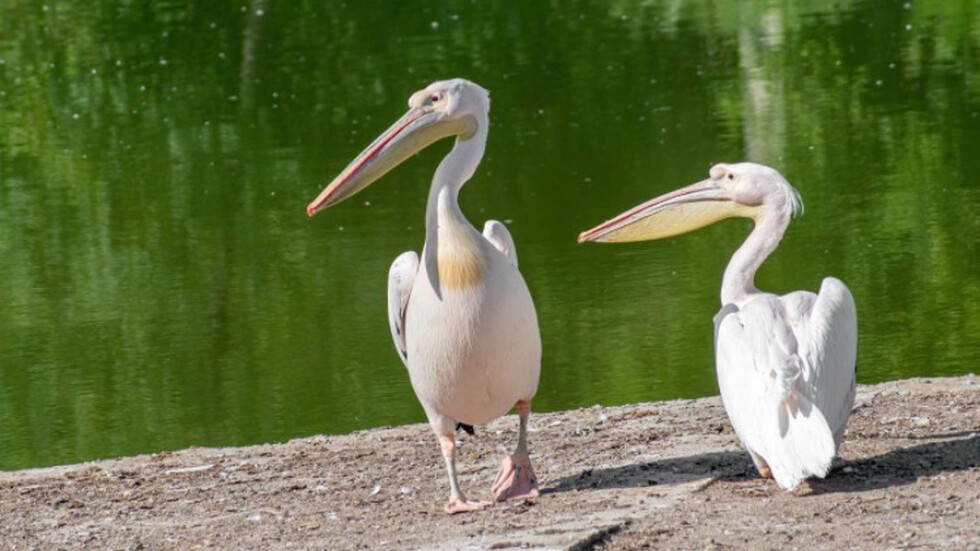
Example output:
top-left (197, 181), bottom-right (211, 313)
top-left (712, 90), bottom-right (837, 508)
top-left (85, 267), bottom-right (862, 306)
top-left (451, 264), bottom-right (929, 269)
top-left (0, 0), bottom-right (977, 470)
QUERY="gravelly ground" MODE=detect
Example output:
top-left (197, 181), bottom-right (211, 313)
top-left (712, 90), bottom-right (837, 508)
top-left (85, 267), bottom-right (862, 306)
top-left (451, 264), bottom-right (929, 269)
top-left (0, 375), bottom-right (976, 550)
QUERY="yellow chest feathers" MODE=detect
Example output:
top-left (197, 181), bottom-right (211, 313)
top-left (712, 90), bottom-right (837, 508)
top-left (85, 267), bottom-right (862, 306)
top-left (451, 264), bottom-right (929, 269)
top-left (436, 228), bottom-right (486, 290)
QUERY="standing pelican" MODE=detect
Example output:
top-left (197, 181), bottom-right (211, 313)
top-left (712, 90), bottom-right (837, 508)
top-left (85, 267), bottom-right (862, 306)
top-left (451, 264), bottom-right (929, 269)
top-left (307, 79), bottom-right (541, 513)
top-left (578, 162), bottom-right (857, 490)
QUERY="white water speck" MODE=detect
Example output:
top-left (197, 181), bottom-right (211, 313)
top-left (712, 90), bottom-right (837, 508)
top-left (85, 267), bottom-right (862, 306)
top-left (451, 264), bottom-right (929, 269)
top-left (165, 464), bottom-right (214, 474)
top-left (430, 21), bottom-right (439, 29)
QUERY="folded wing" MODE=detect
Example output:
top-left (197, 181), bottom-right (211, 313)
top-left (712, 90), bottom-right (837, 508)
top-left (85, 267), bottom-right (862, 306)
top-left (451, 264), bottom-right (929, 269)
top-left (387, 251), bottom-right (419, 367)
top-left (714, 294), bottom-right (838, 490)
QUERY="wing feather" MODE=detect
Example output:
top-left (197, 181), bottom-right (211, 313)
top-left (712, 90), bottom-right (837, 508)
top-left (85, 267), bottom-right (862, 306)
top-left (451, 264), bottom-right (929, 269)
top-left (714, 296), bottom-right (837, 490)
top-left (387, 251), bottom-right (419, 367)
top-left (482, 220), bottom-right (518, 267)
top-left (783, 277), bottom-right (858, 447)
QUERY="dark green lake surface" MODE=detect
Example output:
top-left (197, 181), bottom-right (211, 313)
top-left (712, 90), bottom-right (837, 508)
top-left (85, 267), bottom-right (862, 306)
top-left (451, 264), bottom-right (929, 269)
top-left (1, 1), bottom-right (978, 470)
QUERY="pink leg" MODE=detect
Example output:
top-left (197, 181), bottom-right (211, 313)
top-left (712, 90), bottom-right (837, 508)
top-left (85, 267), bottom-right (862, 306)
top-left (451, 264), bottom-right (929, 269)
top-left (491, 400), bottom-right (539, 502)
top-left (437, 431), bottom-right (491, 514)
top-left (749, 450), bottom-right (773, 479)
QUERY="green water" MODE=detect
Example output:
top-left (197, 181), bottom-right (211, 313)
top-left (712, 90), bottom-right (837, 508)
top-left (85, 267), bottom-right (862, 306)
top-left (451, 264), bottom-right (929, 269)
top-left (0, 0), bottom-right (977, 470)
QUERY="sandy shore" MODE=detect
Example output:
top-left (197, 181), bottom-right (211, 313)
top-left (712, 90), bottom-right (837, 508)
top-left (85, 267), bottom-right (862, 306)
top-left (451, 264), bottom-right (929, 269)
top-left (0, 375), bottom-right (977, 550)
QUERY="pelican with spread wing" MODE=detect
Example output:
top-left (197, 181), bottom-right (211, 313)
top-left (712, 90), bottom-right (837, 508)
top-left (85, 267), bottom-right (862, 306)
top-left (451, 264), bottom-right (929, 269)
top-left (307, 79), bottom-right (541, 512)
top-left (579, 162), bottom-right (857, 490)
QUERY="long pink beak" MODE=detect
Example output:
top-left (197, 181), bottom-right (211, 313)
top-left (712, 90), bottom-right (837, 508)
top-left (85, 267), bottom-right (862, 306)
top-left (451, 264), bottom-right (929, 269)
top-left (578, 178), bottom-right (739, 244)
top-left (306, 107), bottom-right (433, 217)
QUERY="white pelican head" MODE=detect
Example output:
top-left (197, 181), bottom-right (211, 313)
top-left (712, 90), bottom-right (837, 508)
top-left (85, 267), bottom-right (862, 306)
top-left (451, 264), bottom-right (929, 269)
top-left (307, 79), bottom-right (490, 217)
top-left (578, 162), bottom-right (803, 243)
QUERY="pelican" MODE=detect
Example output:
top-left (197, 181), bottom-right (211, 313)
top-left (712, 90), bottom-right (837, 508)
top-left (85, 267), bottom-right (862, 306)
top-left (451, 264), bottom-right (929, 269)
top-left (578, 162), bottom-right (857, 490)
top-left (307, 79), bottom-right (541, 513)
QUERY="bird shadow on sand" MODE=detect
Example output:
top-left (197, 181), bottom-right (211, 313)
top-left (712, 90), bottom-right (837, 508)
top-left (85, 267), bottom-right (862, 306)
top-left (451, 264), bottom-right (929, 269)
top-left (542, 432), bottom-right (978, 496)
top-left (806, 432), bottom-right (979, 495)
top-left (542, 450), bottom-right (748, 494)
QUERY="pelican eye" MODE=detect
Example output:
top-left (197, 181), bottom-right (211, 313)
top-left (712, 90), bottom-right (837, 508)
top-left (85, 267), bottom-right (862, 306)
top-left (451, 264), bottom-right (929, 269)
top-left (726, 173), bottom-right (735, 180)
top-left (429, 93), bottom-right (441, 103)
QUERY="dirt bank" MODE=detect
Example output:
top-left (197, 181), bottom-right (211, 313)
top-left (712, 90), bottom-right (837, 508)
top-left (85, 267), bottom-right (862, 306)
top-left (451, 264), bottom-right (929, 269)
top-left (1, 375), bottom-right (977, 550)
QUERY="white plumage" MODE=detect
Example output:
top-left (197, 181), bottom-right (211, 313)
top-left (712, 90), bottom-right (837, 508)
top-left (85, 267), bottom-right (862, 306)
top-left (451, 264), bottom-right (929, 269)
top-left (307, 79), bottom-right (541, 513)
top-left (482, 220), bottom-right (519, 267)
top-left (714, 277), bottom-right (856, 489)
top-left (580, 162), bottom-right (857, 490)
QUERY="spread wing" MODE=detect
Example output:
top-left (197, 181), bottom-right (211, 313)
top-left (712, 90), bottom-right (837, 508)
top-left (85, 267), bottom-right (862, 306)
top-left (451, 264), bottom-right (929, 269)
top-left (782, 277), bottom-right (858, 447)
top-left (387, 251), bottom-right (419, 367)
top-left (482, 220), bottom-right (518, 267)
top-left (714, 295), bottom-right (837, 490)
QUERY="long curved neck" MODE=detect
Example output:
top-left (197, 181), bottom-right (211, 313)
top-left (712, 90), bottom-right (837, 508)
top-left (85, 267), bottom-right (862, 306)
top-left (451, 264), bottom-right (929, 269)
top-left (424, 115), bottom-right (487, 244)
top-left (720, 210), bottom-right (789, 306)
top-left (422, 115), bottom-right (488, 293)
